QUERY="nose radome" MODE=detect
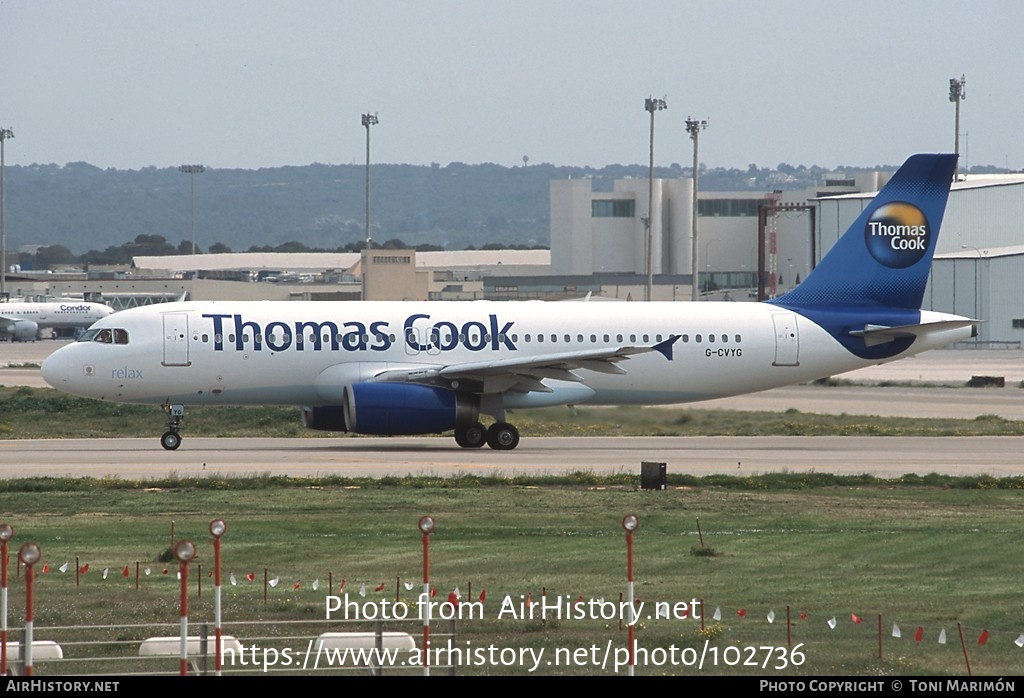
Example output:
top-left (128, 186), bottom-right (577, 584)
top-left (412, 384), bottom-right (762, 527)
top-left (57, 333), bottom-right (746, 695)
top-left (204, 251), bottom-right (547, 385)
top-left (41, 348), bottom-right (71, 389)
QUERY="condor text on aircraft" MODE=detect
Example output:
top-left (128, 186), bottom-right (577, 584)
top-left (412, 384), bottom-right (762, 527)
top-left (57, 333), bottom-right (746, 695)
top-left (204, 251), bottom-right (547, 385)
top-left (0, 299), bottom-right (114, 341)
top-left (41, 154), bottom-right (975, 451)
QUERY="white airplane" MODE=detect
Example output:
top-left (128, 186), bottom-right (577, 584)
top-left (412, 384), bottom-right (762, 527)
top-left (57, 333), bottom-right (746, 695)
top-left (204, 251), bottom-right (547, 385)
top-left (0, 299), bottom-right (114, 341)
top-left (41, 153), bottom-right (975, 451)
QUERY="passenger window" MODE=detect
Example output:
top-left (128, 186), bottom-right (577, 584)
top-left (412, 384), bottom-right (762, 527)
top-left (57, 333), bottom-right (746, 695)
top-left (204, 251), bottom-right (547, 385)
top-left (682, 334), bottom-right (689, 343)
top-left (696, 334), bottom-right (703, 343)
top-left (709, 334), bottom-right (715, 342)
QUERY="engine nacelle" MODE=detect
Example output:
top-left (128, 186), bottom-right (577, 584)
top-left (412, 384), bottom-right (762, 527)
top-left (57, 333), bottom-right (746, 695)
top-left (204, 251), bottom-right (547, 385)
top-left (3, 319), bottom-right (39, 341)
top-left (300, 405), bottom-right (347, 432)
top-left (301, 383), bottom-right (479, 436)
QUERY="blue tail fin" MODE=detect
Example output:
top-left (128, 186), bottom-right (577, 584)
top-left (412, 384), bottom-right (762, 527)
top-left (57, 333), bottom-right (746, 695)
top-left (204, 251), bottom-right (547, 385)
top-left (770, 153), bottom-right (957, 311)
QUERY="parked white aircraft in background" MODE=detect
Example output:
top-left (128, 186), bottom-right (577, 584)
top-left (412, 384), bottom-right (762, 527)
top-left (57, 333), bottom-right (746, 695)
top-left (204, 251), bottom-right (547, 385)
top-left (0, 300), bottom-right (114, 341)
top-left (41, 154), bottom-right (974, 451)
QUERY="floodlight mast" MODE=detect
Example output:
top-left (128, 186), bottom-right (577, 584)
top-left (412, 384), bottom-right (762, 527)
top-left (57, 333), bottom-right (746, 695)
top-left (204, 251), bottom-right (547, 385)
top-left (644, 98), bottom-right (667, 301)
top-left (178, 164), bottom-right (206, 255)
top-left (0, 128), bottom-right (13, 300)
top-left (949, 76), bottom-right (965, 177)
top-left (685, 117), bottom-right (709, 300)
top-left (362, 113), bottom-right (379, 250)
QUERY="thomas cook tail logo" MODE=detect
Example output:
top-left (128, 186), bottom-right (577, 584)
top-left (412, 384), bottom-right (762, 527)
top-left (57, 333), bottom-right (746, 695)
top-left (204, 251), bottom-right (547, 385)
top-left (864, 202), bottom-right (930, 269)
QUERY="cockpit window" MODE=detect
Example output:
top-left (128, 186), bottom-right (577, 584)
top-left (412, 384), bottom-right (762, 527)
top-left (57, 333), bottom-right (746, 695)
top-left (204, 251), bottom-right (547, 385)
top-left (78, 328), bottom-right (129, 344)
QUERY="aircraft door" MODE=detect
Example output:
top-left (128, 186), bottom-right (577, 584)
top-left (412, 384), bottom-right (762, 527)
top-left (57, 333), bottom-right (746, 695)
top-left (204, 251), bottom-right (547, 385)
top-left (771, 313), bottom-right (800, 366)
top-left (162, 313), bottom-right (191, 366)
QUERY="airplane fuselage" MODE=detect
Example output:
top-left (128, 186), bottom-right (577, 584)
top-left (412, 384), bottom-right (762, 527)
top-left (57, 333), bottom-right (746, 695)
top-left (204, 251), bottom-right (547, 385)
top-left (41, 300), bottom-right (971, 408)
top-left (0, 300), bottom-right (114, 340)
top-left (37, 155), bottom-right (974, 451)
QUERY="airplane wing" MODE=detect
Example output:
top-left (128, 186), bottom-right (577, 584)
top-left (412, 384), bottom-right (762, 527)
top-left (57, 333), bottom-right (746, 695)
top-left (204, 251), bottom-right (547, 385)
top-left (373, 334), bottom-right (679, 394)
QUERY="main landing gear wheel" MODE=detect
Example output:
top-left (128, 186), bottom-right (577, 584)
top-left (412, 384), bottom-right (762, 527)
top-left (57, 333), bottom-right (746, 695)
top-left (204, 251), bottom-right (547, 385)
top-left (160, 431), bottom-right (182, 451)
top-left (486, 421), bottom-right (520, 451)
top-left (454, 422), bottom-right (487, 449)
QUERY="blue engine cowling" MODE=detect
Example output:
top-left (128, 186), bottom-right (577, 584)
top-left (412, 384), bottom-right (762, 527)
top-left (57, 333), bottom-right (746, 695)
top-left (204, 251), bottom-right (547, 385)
top-left (301, 383), bottom-right (479, 436)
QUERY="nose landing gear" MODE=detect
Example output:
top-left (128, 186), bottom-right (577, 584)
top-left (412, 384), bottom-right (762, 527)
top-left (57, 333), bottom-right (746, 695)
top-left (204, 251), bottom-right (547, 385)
top-left (161, 404), bottom-right (185, 450)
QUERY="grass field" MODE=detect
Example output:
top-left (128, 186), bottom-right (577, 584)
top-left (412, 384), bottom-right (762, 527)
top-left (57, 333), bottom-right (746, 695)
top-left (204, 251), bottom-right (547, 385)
top-left (2, 386), bottom-right (1024, 675)
top-left (1, 480), bottom-right (1023, 676)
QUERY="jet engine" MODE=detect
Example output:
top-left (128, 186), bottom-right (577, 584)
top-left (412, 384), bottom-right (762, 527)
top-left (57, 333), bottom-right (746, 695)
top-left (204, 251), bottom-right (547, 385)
top-left (301, 383), bottom-right (479, 436)
top-left (2, 320), bottom-right (39, 342)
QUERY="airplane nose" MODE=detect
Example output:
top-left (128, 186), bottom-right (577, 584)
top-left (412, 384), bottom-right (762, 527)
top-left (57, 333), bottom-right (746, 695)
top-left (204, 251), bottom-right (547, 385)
top-left (41, 346), bottom-right (75, 390)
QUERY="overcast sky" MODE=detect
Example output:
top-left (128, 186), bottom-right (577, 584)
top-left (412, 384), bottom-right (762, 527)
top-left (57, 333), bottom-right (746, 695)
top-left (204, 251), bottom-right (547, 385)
top-left (2, 1), bottom-right (1021, 171)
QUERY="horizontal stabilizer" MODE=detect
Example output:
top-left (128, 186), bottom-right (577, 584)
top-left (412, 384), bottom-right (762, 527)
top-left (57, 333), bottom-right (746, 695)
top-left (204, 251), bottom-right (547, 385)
top-left (849, 319), bottom-right (977, 347)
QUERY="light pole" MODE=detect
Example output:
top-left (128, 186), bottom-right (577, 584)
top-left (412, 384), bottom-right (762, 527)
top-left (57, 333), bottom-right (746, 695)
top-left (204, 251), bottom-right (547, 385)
top-left (173, 539), bottom-right (197, 676)
top-left (0, 127), bottom-right (13, 300)
top-left (644, 97), bottom-right (666, 302)
top-left (949, 76), bottom-right (965, 177)
top-left (621, 514), bottom-right (638, 676)
top-left (362, 113), bottom-right (378, 250)
top-left (18, 542), bottom-right (40, 676)
top-left (686, 117), bottom-right (709, 301)
top-left (178, 164), bottom-right (205, 255)
top-left (0, 523), bottom-right (11, 676)
top-left (209, 519), bottom-right (226, 676)
top-left (417, 515), bottom-right (434, 676)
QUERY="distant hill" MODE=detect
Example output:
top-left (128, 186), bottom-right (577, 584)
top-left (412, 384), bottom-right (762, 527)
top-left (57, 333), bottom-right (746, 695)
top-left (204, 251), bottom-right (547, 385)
top-left (3, 160), bottom-right (1009, 257)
